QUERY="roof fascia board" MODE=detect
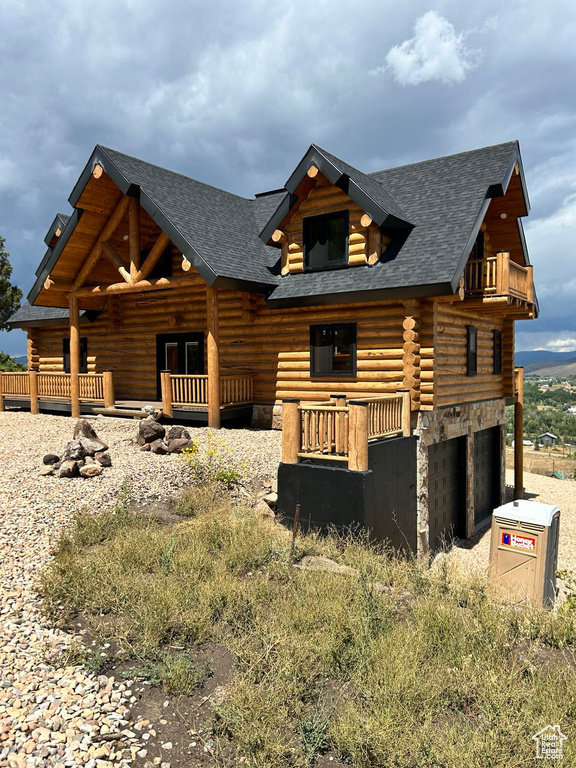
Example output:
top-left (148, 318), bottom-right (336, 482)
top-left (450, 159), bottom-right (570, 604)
top-left (212, 275), bottom-right (274, 294)
top-left (8, 310), bottom-right (99, 330)
top-left (449, 197), bottom-right (492, 294)
top-left (266, 280), bottom-right (454, 309)
top-left (517, 218), bottom-right (530, 266)
top-left (29, 209), bottom-right (85, 304)
top-left (259, 192), bottom-right (295, 244)
top-left (43, 213), bottom-right (68, 247)
top-left (68, 146), bottom-right (137, 208)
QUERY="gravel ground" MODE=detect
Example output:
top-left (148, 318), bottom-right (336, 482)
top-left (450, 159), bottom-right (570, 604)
top-left (447, 469), bottom-right (576, 579)
top-left (0, 411), bottom-right (282, 768)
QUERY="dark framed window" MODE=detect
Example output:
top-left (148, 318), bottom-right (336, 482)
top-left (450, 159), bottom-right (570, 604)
top-left (310, 323), bottom-right (356, 377)
top-left (63, 337), bottom-right (88, 373)
top-left (493, 330), bottom-right (502, 374)
top-left (467, 326), bottom-right (478, 376)
top-left (303, 211), bottom-right (348, 270)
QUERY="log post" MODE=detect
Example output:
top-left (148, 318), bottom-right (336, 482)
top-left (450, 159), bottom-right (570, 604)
top-left (282, 399), bottom-right (301, 464)
top-left (398, 389), bottom-right (411, 436)
top-left (330, 393), bottom-right (347, 406)
top-left (348, 400), bottom-right (369, 472)
top-left (206, 285), bottom-right (220, 428)
top-left (69, 295), bottom-right (81, 419)
top-left (103, 371), bottom-right (115, 409)
top-left (29, 370), bottom-right (39, 415)
top-left (161, 370), bottom-right (173, 418)
top-left (0, 371), bottom-right (4, 412)
top-left (514, 367), bottom-right (524, 499)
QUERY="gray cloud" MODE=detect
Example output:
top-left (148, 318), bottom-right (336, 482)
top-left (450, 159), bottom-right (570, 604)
top-left (0, 0), bottom-right (575, 356)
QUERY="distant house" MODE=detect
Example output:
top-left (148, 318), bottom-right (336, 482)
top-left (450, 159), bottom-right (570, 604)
top-left (568, 405), bottom-right (576, 414)
top-left (538, 432), bottom-right (557, 446)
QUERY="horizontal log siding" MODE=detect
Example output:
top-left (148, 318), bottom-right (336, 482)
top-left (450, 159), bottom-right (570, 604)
top-left (31, 284), bottom-right (428, 405)
top-left (433, 302), bottom-right (504, 407)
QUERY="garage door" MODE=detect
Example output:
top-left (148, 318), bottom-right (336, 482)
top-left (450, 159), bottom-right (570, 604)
top-left (428, 437), bottom-right (466, 551)
top-left (474, 427), bottom-right (501, 525)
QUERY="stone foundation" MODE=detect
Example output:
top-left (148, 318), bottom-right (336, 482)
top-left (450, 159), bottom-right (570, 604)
top-left (414, 399), bottom-right (506, 554)
top-left (251, 403), bottom-right (283, 430)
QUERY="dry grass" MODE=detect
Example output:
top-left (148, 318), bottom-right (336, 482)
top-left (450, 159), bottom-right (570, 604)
top-left (41, 487), bottom-right (576, 767)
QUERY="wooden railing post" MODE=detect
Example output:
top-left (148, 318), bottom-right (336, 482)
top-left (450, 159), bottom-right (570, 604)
top-left (514, 367), bottom-right (524, 499)
top-left (69, 294), bottom-right (81, 418)
top-left (161, 370), bottom-right (173, 418)
top-left (330, 393), bottom-right (347, 406)
top-left (0, 371), bottom-right (4, 412)
top-left (103, 371), bottom-right (115, 408)
top-left (398, 389), bottom-right (412, 436)
top-left (348, 400), bottom-right (369, 471)
top-left (497, 251), bottom-right (510, 295)
top-left (206, 285), bottom-right (221, 429)
top-left (29, 370), bottom-right (39, 415)
top-left (282, 399), bottom-right (301, 464)
top-left (525, 265), bottom-right (534, 304)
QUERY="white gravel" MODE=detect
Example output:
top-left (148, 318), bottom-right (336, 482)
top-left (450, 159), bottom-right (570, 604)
top-left (0, 411), bottom-right (282, 767)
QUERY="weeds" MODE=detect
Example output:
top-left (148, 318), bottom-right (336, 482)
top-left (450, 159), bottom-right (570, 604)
top-left (42, 484), bottom-right (576, 767)
top-left (181, 433), bottom-right (250, 487)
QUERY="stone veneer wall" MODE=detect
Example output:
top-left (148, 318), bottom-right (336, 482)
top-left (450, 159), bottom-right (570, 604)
top-left (413, 399), bottom-right (506, 554)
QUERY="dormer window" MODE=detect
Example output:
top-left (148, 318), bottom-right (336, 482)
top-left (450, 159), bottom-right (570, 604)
top-left (303, 211), bottom-right (348, 270)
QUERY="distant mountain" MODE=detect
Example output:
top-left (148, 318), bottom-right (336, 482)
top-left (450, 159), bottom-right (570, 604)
top-left (515, 350), bottom-right (576, 376)
top-left (14, 355), bottom-right (28, 366)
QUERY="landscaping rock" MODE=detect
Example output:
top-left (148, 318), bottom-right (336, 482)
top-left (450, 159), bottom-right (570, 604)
top-left (263, 491), bottom-right (278, 509)
top-left (95, 450), bottom-right (112, 467)
top-left (62, 439), bottom-right (87, 462)
top-left (79, 436), bottom-right (109, 456)
top-left (73, 418), bottom-right (101, 441)
top-left (166, 425), bottom-right (191, 442)
top-left (140, 443), bottom-right (151, 451)
top-left (42, 453), bottom-right (60, 465)
top-left (40, 465), bottom-right (54, 476)
top-left (150, 439), bottom-right (169, 455)
top-left (58, 460), bottom-right (80, 478)
top-left (254, 499), bottom-right (274, 518)
top-left (138, 418), bottom-right (166, 445)
top-left (79, 463), bottom-right (104, 478)
top-left (167, 438), bottom-right (192, 454)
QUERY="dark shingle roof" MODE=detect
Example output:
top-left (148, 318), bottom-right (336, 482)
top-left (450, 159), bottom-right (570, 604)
top-left (267, 141), bottom-right (521, 307)
top-left (8, 303), bottom-right (97, 328)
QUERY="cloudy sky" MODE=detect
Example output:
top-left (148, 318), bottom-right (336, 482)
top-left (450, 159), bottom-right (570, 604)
top-left (1, 0), bottom-right (575, 356)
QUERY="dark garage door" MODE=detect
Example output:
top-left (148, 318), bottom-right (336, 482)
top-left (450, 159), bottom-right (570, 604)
top-left (428, 437), bottom-right (466, 550)
top-left (474, 427), bottom-right (501, 525)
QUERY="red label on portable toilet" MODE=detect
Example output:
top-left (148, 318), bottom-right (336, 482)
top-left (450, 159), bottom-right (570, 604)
top-left (501, 531), bottom-right (536, 552)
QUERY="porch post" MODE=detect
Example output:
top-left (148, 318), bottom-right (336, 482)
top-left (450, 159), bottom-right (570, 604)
top-left (0, 371), bottom-right (4, 412)
top-left (514, 367), bottom-right (524, 499)
top-left (69, 294), bottom-right (81, 418)
top-left (29, 370), bottom-right (39, 415)
top-left (206, 285), bottom-right (220, 428)
top-left (160, 370), bottom-right (173, 418)
top-left (103, 370), bottom-right (115, 409)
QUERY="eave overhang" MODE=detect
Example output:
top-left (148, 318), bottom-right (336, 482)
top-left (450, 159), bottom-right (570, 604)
top-left (8, 309), bottom-right (100, 330)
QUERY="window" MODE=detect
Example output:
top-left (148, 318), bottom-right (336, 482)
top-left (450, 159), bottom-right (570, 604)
top-left (467, 326), bottom-right (477, 376)
top-left (493, 330), bottom-right (502, 374)
top-left (303, 211), bottom-right (348, 270)
top-left (63, 337), bottom-right (88, 373)
top-left (310, 323), bottom-right (356, 377)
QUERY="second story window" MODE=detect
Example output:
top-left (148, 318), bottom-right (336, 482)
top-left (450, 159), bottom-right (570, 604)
top-left (303, 211), bottom-right (348, 270)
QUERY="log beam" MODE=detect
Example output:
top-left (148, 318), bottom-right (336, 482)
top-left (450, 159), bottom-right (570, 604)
top-left (72, 195), bottom-right (131, 290)
top-left (69, 294), bottom-right (81, 418)
top-left (101, 241), bottom-right (132, 284)
top-left (73, 272), bottom-right (201, 298)
top-left (128, 197), bottom-right (140, 282)
top-left (206, 285), bottom-right (220, 429)
top-left (135, 232), bottom-right (171, 282)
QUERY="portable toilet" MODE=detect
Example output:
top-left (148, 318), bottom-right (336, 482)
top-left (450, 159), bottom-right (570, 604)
top-left (489, 500), bottom-right (560, 607)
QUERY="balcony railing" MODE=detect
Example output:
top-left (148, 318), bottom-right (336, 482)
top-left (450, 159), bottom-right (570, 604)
top-left (464, 251), bottom-right (533, 303)
top-left (161, 373), bottom-right (254, 416)
top-left (0, 370), bottom-right (114, 413)
top-left (282, 392), bottom-right (411, 472)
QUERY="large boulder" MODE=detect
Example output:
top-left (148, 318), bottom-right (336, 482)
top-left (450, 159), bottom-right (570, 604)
top-left (95, 450), bottom-right (112, 467)
top-left (78, 436), bottom-right (109, 456)
top-left (58, 460), bottom-right (80, 478)
top-left (166, 425), bottom-right (191, 442)
top-left (138, 417), bottom-right (166, 445)
top-left (149, 439), bottom-right (169, 455)
top-left (43, 454), bottom-right (60, 466)
top-left (167, 438), bottom-right (192, 454)
top-left (79, 463), bottom-right (103, 478)
top-left (62, 440), bottom-right (87, 462)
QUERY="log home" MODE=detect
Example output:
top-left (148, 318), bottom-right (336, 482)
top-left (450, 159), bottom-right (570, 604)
top-left (5, 141), bottom-right (536, 552)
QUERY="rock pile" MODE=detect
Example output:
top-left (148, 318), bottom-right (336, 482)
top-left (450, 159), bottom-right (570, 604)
top-left (136, 417), bottom-right (194, 455)
top-left (41, 420), bottom-right (112, 479)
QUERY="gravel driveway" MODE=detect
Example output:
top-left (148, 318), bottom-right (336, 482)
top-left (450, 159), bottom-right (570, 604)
top-left (0, 412), bottom-right (282, 767)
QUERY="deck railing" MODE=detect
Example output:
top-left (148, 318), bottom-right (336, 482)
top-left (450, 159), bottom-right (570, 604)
top-left (161, 372), bottom-right (255, 416)
top-left (282, 392), bottom-right (411, 472)
top-left (464, 250), bottom-right (532, 302)
top-left (0, 370), bottom-right (114, 412)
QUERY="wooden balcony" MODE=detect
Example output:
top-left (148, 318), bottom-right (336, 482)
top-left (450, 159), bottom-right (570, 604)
top-left (281, 392), bottom-right (411, 472)
top-left (464, 250), bottom-right (534, 312)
